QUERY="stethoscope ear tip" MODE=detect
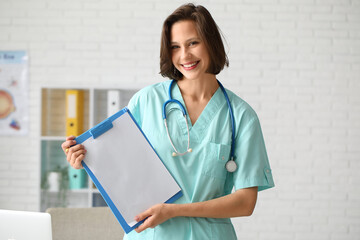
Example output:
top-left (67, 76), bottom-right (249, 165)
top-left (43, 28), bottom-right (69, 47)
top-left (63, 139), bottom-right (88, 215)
top-left (172, 152), bottom-right (177, 157)
top-left (188, 148), bottom-right (192, 152)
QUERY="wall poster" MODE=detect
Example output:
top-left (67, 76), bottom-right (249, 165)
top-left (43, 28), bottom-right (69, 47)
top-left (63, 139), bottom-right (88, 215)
top-left (0, 51), bottom-right (28, 135)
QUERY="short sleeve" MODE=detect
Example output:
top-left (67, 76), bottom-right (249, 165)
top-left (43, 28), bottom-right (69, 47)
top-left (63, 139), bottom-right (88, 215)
top-left (233, 116), bottom-right (274, 192)
top-left (127, 91), bottom-right (142, 127)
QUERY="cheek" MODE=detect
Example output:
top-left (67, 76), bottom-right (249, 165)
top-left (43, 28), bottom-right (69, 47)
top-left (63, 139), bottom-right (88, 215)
top-left (171, 53), bottom-right (176, 65)
top-left (200, 49), bottom-right (210, 61)
top-left (171, 51), bottom-right (179, 63)
top-left (201, 52), bottom-right (211, 67)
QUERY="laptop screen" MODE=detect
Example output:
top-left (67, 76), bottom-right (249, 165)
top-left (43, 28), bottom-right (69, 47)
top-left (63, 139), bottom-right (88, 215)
top-left (0, 210), bottom-right (52, 240)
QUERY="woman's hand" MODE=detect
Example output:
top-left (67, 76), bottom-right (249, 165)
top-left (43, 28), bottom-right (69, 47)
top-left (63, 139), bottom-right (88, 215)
top-left (134, 187), bottom-right (257, 234)
top-left (134, 203), bottom-right (174, 233)
top-left (61, 135), bottom-right (86, 169)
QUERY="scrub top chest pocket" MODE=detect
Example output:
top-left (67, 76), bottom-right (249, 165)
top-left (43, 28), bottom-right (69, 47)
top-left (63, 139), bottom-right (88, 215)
top-left (202, 142), bottom-right (231, 181)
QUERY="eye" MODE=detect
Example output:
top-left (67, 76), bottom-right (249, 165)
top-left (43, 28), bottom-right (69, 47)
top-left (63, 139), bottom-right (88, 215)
top-left (171, 45), bottom-right (179, 50)
top-left (189, 41), bottom-right (199, 46)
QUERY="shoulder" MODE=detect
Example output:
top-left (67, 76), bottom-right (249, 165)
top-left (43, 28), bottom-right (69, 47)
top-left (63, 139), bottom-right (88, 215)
top-left (225, 88), bottom-right (259, 123)
top-left (127, 80), bottom-right (171, 126)
top-left (223, 88), bottom-right (262, 138)
top-left (128, 80), bottom-right (171, 106)
top-left (130, 80), bottom-right (171, 104)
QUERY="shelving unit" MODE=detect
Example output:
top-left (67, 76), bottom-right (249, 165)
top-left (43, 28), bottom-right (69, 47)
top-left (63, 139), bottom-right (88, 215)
top-left (40, 87), bottom-right (137, 212)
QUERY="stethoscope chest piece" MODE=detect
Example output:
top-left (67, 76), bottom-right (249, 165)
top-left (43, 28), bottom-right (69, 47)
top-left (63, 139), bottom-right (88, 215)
top-left (225, 159), bottom-right (237, 173)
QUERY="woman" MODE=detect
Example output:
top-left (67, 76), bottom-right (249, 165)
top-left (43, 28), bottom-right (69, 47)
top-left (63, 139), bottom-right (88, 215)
top-left (62, 3), bottom-right (274, 240)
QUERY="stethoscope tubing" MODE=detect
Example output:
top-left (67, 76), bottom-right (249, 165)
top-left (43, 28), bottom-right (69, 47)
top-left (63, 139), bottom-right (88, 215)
top-left (163, 80), bottom-right (237, 172)
top-left (163, 80), bottom-right (191, 156)
top-left (217, 80), bottom-right (236, 160)
top-left (162, 99), bottom-right (186, 119)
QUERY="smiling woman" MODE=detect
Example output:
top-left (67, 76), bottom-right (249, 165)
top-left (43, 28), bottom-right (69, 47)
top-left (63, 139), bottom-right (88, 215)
top-left (160, 4), bottom-right (229, 81)
top-left (61, 3), bottom-right (274, 240)
top-left (170, 20), bottom-right (210, 82)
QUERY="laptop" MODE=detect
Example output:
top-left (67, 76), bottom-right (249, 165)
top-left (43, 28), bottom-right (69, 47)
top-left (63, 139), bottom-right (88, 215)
top-left (0, 209), bottom-right (52, 240)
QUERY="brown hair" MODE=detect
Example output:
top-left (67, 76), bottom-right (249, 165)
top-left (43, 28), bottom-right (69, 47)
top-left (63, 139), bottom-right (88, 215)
top-left (160, 3), bottom-right (229, 80)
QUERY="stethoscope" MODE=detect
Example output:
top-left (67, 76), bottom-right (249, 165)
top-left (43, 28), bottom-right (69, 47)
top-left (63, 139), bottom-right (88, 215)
top-left (162, 80), bottom-right (237, 173)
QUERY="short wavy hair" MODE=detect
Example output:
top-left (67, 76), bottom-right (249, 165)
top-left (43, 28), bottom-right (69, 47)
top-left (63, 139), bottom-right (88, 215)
top-left (160, 3), bottom-right (229, 80)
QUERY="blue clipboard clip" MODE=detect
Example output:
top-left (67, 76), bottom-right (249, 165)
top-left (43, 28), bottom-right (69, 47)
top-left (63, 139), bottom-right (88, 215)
top-left (90, 119), bottom-right (113, 139)
top-left (75, 108), bottom-right (127, 143)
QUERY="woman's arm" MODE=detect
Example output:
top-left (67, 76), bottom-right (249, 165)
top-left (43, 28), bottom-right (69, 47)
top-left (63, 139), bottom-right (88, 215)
top-left (134, 187), bottom-right (258, 233)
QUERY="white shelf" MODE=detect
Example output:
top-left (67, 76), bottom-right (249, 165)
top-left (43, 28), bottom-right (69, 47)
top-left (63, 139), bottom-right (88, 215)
top-left (41, 136), bottom-right (66, 141)
top-left (90, 188), bottom-right (100, 194)
top-left (42, 189), bottom-right (89, 194)
top-left (40, 87), bottom-right (137, 211)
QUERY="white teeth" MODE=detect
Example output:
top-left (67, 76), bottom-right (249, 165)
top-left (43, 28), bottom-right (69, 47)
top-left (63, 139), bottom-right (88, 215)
top-left (183, 62), bottom-right (197, 68)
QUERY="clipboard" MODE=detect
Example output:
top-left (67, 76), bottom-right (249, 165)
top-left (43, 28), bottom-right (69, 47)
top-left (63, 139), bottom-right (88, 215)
top-left (74, 107), bottom-right (183, 234)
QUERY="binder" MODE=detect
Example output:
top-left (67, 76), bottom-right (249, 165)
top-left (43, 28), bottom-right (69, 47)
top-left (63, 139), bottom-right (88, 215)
top-left (68, 167), bottom-right (87, 189)
top-left (65, 90), bottom-right (84, 136)
top-left (66, 90), bottom-right (87, 189)
top-left (74, 107), bottom-right (183, 234)
top-left (107, 90), bottom-right (121, 117)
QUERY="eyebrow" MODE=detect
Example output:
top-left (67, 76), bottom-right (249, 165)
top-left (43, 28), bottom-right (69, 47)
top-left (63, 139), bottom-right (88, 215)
top-left (171, 37), bottom-right (201, 45)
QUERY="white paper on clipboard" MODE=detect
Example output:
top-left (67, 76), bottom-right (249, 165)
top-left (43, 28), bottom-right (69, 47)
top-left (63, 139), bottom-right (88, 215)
top-left (75, 108), bottom-right (182, 233)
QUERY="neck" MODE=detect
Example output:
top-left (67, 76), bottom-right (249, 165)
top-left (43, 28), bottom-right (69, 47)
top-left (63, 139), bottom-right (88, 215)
top-left (176, 75), bottom-right (218, 101)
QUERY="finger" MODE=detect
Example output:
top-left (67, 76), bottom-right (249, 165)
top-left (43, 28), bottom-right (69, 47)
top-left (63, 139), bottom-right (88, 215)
top-left (135, 218), bottom-right (153, 233)
top-left (66, 144), bottom-right (85, 162)
top-left (135, 208), bottom-right (152, 223)
top-left (69, 149), bottom-right (86, 166)
top-left (71, 148), bottom-right (86, 161)
top-left (66, 135), bottom-right (76, 141)
top-left (134, 208), bottom-right (153, 233)
top-left (62, 136), bottom-right (76, 150)
top-left (68, 144), bottom-right (85, 153)
top-left (61, 140), bottom-right (77, 153)
top-left (73, 154), bottom-right (85, 169)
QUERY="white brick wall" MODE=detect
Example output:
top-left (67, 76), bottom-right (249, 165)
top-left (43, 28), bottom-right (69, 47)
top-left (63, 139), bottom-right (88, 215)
top-left (0, 0), bottom-right (359, 239)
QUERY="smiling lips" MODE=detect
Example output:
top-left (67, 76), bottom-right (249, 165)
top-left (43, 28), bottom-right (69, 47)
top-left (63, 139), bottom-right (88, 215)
top-left (181, 61), bottom-right (200, 70)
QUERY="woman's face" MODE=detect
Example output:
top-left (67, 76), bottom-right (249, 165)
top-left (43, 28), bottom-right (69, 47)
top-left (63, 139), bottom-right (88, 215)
top-left (170, 20), bottom-right (211, 81)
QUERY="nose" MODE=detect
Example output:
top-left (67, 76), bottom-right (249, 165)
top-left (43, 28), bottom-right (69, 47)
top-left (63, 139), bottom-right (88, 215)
top-left (180, 47), bottom-right (191, 60)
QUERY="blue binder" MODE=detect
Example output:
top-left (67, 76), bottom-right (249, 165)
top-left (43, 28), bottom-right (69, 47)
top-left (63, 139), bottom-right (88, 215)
top-left (75, 107), bottom-right (183, 234)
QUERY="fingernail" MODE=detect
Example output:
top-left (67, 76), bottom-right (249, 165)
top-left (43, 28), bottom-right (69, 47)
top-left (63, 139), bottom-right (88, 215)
top-left (135, 216), bottom-right (139, 221)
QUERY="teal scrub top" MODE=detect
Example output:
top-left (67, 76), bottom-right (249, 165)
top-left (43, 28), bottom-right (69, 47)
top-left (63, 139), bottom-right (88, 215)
top-left (124, 80), bottom-right (274, 240)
